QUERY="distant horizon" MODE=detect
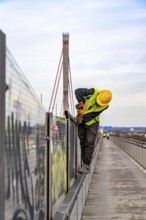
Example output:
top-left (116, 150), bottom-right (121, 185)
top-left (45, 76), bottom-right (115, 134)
top-left (103, 126), bottom-right (146, 128)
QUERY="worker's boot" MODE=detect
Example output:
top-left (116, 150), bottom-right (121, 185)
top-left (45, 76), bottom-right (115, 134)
top-left (78, 164), bottom-right (90, 174)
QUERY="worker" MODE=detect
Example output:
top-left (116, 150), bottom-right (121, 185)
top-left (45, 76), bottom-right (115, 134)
top-left (103, 133), bottom-right (106, 138)
top-left (75, 88), bottom-right (112, 174)
top-left (106, 132), bottom-right (110, 140)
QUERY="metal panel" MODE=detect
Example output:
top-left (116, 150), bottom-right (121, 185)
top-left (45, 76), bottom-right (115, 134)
top-left (66, 117), bottom-right (70, 192)
top-left (51, 115), bottom-right (67, 207)
top-left (0, 30), bottom-right (6, 220)
top-left (70, 121), bottom-right (75, 179)
top-left (46, 112), bottom-right (52, 219)
top-left (5, 49), bottom-right (46, 220)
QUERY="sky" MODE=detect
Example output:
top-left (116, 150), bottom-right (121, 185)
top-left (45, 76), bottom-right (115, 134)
top-left (0, 0), bottom-right (146, 127)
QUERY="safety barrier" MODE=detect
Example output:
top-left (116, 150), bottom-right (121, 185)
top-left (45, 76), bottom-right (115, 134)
top-left (0, 30), bottom-right (82, 220)
top-left (111, 136), bottom-right (146, 170)
top-left (53, 138), bottom-right (102, 220)
top-left (46, 111), bottom-right (81, 219)
top-left (4, 37), bottom-right (47, 220)
top-left (0, 30), bottom-right (102, 220)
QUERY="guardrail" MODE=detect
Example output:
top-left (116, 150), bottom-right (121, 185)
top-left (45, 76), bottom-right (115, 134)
top-left (53, 138), bottom-right (102, 220)
top-left (119, 138), bottom-right (146, 148)
top-left (0, 30), bottom-right (101, 220)
top-left (0, 30), bottom-right (82, 220)
top-left (111, 136), bottom-right (146, 170)
top-left (4, 36), bottom-right (47, 220)
top-left (46, 111), bottom-right (81, 218)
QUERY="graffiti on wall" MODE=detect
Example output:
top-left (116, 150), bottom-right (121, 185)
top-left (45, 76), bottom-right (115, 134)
top-left (5, 112), bottom-right (45, 220)
top-left (4, 49), bottom-right (47, 220)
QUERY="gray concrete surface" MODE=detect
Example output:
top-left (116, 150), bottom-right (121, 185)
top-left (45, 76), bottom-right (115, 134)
top-left (82, 139), bottom-right (146, 220)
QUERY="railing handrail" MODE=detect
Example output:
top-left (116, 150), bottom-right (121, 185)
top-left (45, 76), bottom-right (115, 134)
top-left (64, 110), bottom-right (77, 125)
top-left (113, 136), bottom-right (146, 148)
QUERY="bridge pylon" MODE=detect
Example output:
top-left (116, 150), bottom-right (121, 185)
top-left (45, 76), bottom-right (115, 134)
top-left (63, 33), bottom-right (69, 113)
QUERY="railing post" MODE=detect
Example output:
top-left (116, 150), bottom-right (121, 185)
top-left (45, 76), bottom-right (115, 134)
top-left (65, 111), bottom-right (78, 189)
top-left (74, 126), bottom-right (78, 178)
top-left (46, 112), bottom-right (52, 220)
top-left (0, 30), bottom-right (6, 220)
top-left (66, 117), bottom-right (70, 192)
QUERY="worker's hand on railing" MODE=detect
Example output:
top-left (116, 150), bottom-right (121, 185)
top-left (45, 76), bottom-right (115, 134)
top-left (75, 102), bottom-right (85, 124)
top-left (76, 114), bottom-right (83, 124)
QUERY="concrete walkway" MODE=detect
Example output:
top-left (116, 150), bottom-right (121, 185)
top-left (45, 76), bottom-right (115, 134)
top-left (82, 139), bottom-right (146, 220)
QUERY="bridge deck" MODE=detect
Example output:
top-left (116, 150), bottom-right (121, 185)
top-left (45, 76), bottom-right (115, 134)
top-left (82, 139), bottom-right (146, 220)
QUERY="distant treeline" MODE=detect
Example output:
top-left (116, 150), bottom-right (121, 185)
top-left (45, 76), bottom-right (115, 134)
top-left (112, 127), bottom-right (146, 133)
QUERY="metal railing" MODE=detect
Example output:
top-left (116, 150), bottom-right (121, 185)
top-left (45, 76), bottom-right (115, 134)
top-left (4, 38), bottom-right (47, 220)
top-left (1, 30), bottom-right (105, 220)
top-left (46, 111), bottom-right (81, 218)
top-left (117, 137), bottom-right (146, 148)
top-left (111, 136), bottom-right (146, 170)
top-left (0, 30), bottom-right (81, 220)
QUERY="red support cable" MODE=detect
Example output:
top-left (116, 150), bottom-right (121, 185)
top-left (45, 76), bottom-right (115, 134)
top-left (68, 58), bottom-right (75, 116)
top-left (51, 64), bottom-right (63, 112)
top-left (60, 99), bottom-right (63, 117)
top-left (48, 49), bottom-right (63, 112)
top-left (68, 82), bottom-right (73, 115)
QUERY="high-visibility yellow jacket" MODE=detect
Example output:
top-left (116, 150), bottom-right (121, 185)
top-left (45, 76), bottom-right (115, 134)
top-left (83, 88), bottom-right (109, 126)
top-left (75, 88), bottom-right (110, 126)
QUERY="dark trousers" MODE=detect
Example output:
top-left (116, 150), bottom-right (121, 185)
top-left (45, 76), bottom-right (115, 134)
top-left (78, 121), bottom-right (99, 166)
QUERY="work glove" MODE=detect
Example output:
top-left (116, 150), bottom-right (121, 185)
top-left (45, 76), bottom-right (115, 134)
top-left (76, 114), bottom-right (83, 124)
top-left (75, 102), bottom-right (85, 124)
top-left (75, 102), bottom-right (85, 110)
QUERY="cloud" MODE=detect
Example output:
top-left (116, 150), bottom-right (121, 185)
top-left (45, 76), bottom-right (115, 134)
top-left (0, 0), bottom-right (146, 126)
